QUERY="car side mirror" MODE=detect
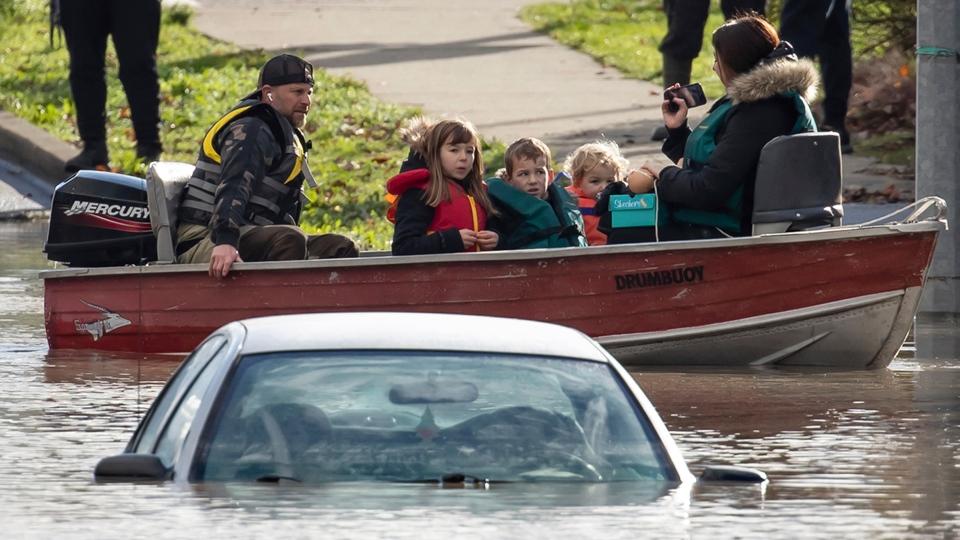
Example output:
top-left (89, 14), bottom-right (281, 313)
top-left (699, 465), bottom-right (767, 483)
top-left (94, 453), bottom-right (170, 482)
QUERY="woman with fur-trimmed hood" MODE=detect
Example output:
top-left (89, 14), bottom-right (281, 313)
top-left (629, 15), bottom-right (819, 239)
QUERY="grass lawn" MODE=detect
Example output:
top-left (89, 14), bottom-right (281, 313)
top-left (0, 1), bottom-right (504, 249)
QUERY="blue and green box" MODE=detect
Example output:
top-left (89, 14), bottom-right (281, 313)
top-left (609, 194), bottom-right (668, 227)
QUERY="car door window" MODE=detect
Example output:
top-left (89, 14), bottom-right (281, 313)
top-left (133, 335), bottom-right (226, 455)
top-left (153, 355), bottom-right (222, 467)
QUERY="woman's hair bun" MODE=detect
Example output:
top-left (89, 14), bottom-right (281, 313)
top-left (761, 40), bottom-right (798, 65)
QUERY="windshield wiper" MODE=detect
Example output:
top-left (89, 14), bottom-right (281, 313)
top-left (404, 473), bottom-right (512, 485)
top-left (255, 474), bottom-right (302, 484)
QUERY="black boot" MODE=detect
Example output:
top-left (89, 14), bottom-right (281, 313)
top-left (65, 141), bottom-right (109, 172)
top-left (136, 142), bottom-right (163, 164)
top-left (821, 122), bottom-right (853, 154)
top-left (651, 125), bottom-right (669, 142)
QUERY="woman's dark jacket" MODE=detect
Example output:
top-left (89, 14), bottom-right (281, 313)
top-left (658, 58), bottom-right (820, 235)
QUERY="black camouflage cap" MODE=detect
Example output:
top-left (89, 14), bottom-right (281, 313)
top-left (245, 54), bottom-right (315, 100)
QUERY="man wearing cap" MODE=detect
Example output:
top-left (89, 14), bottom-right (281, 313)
top-left (176, 54), bottom-right (359, 277)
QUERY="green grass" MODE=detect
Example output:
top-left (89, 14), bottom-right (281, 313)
top-left (521, 0), bottom-right (727, 98)
top-left (0, 3), bottom-right (504, 249)
top-left (855, 130), bottom-right (914, 167)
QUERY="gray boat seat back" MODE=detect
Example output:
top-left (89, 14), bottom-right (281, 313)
top-left (146, 162), bottom-right (195, 263)
top-left (752, 132), bottom-right (843, 235)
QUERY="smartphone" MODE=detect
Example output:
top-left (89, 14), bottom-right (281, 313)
top-left (664, 83), bottom-right (707, 112)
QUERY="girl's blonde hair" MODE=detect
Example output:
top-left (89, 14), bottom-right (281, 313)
top-left (400, 116), bottom-right (495, 214)
top-left (562, 140), bottom-right (629, 185)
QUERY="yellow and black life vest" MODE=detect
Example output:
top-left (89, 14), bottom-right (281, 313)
top-left (179, 99), bottom-right (316, 227)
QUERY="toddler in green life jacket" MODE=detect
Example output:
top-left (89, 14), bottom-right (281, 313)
top-left (486, 138), bottom-right (586, 250)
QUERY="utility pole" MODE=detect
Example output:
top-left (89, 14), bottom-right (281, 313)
top-left (916, 1), bottom-right (959, 319)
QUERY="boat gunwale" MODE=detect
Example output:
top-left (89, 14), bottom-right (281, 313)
top-left (39, 220), bottom-right (945, 280)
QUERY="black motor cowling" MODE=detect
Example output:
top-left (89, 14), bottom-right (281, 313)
top-left (44, 170), bottom-right (157, 267)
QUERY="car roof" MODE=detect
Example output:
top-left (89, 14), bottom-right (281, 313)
top-left (236, 312), bottom-right (611, 362)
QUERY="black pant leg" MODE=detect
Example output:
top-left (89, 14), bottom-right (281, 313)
top-left (108, 0), bottom-right (162, 150)
top-left (659, 0), bottom-right (711, 61)
top-left (779, 0), bottom-right (829, 58)
top-left (59, 0), bottom-right (110, 144)
top-left (720, 0), bottom-right (766, 19)
top-left (818, 2), bottom-right (852, 126)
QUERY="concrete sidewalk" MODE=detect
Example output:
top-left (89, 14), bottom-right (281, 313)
top-left (193, 0), bottom-right (911, 198)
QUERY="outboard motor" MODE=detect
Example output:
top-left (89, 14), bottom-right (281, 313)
top-left (44, 170), bottom-right (157, 267)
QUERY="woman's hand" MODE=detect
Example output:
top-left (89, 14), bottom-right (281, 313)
top-left (626, 169), bottom-right (656, 194)
top-left (459, 229), bottom-right (479, 250)
top-left (661, 83), bottom-right (689, 129)
top-left (627, 156), bottom-right (678, 193)
top-left (476, 230), bottom-right (499, 251)
top-left (643, 156), bottom-right (677, 177)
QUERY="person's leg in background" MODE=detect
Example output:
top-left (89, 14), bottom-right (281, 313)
top-left (109, 0), bottom-right (163, 162)
top-left (653, 0), bottom-right (710, 141)
top-left (720, 0), bottom-right (766, 18)
top-left (659, 0), bottom-right (710, 87)
top-left (780, 0), bottom-right (827, 57)
top-left (817, 1), bottom-right (853, 153)
top-left (59, 0), bottom-right (111, 171)
top-left (781, 0), bottom-right (853, 153)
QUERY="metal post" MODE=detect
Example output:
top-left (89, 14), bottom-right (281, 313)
top-left (916, 0), bottom-right (960, 317)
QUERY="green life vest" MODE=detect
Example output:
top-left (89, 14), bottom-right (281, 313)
top-left (672, 91), bottom-right (817, 234)
top-left (487, 179), bottom-right (587, 249)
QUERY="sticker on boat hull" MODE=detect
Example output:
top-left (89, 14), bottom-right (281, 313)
top-left (74, 300), bottom-right (131, 341)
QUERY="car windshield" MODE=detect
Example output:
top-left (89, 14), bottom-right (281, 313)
top-left (197, 351), bottom-right (673, 484)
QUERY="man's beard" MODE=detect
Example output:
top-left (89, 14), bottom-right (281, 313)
top-left (289, 111), bottom-right (307, 128)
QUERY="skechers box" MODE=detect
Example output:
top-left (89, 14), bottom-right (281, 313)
top-left (604, 193), bottom-right (668, 244)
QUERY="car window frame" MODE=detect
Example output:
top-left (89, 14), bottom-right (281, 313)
top-left (605, 358), bottom-right (693, 483)
top-left (602, 363), bottom-right (683, 482)
top-left (127, 326), bottom-right (241, 455)
top-left (152, 348), bottom-right (227, 467)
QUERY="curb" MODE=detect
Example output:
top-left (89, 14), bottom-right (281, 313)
top-left (0, 110), bottom-right (76, 187)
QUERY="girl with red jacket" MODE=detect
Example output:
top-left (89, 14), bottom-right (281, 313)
top-left (386, 118), bottom-right (498, 255)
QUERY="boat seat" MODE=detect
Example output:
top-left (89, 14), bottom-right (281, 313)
top-left (751, 132), bottom-right (844, 235)
top-left (146, 161), bottom-right (195, 263)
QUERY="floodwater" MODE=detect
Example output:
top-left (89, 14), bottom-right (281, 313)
top-left (1, 220), bottom-right (957, 539)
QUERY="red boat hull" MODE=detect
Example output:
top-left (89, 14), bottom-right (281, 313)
top-left (43, 223), bottom-right (941, 368)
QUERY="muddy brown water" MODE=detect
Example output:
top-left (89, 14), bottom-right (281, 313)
top-left (1, 221), bottom-right (957, 539)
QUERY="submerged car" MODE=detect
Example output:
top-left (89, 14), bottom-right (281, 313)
top-left (95, 313), bottom-right (762, 486)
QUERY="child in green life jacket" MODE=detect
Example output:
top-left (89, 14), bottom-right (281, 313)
top-left (486, 138), bottom-right (587, 250)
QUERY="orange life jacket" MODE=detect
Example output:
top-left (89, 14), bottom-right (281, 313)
top-left (567, 185), bottom-right (606, 246)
